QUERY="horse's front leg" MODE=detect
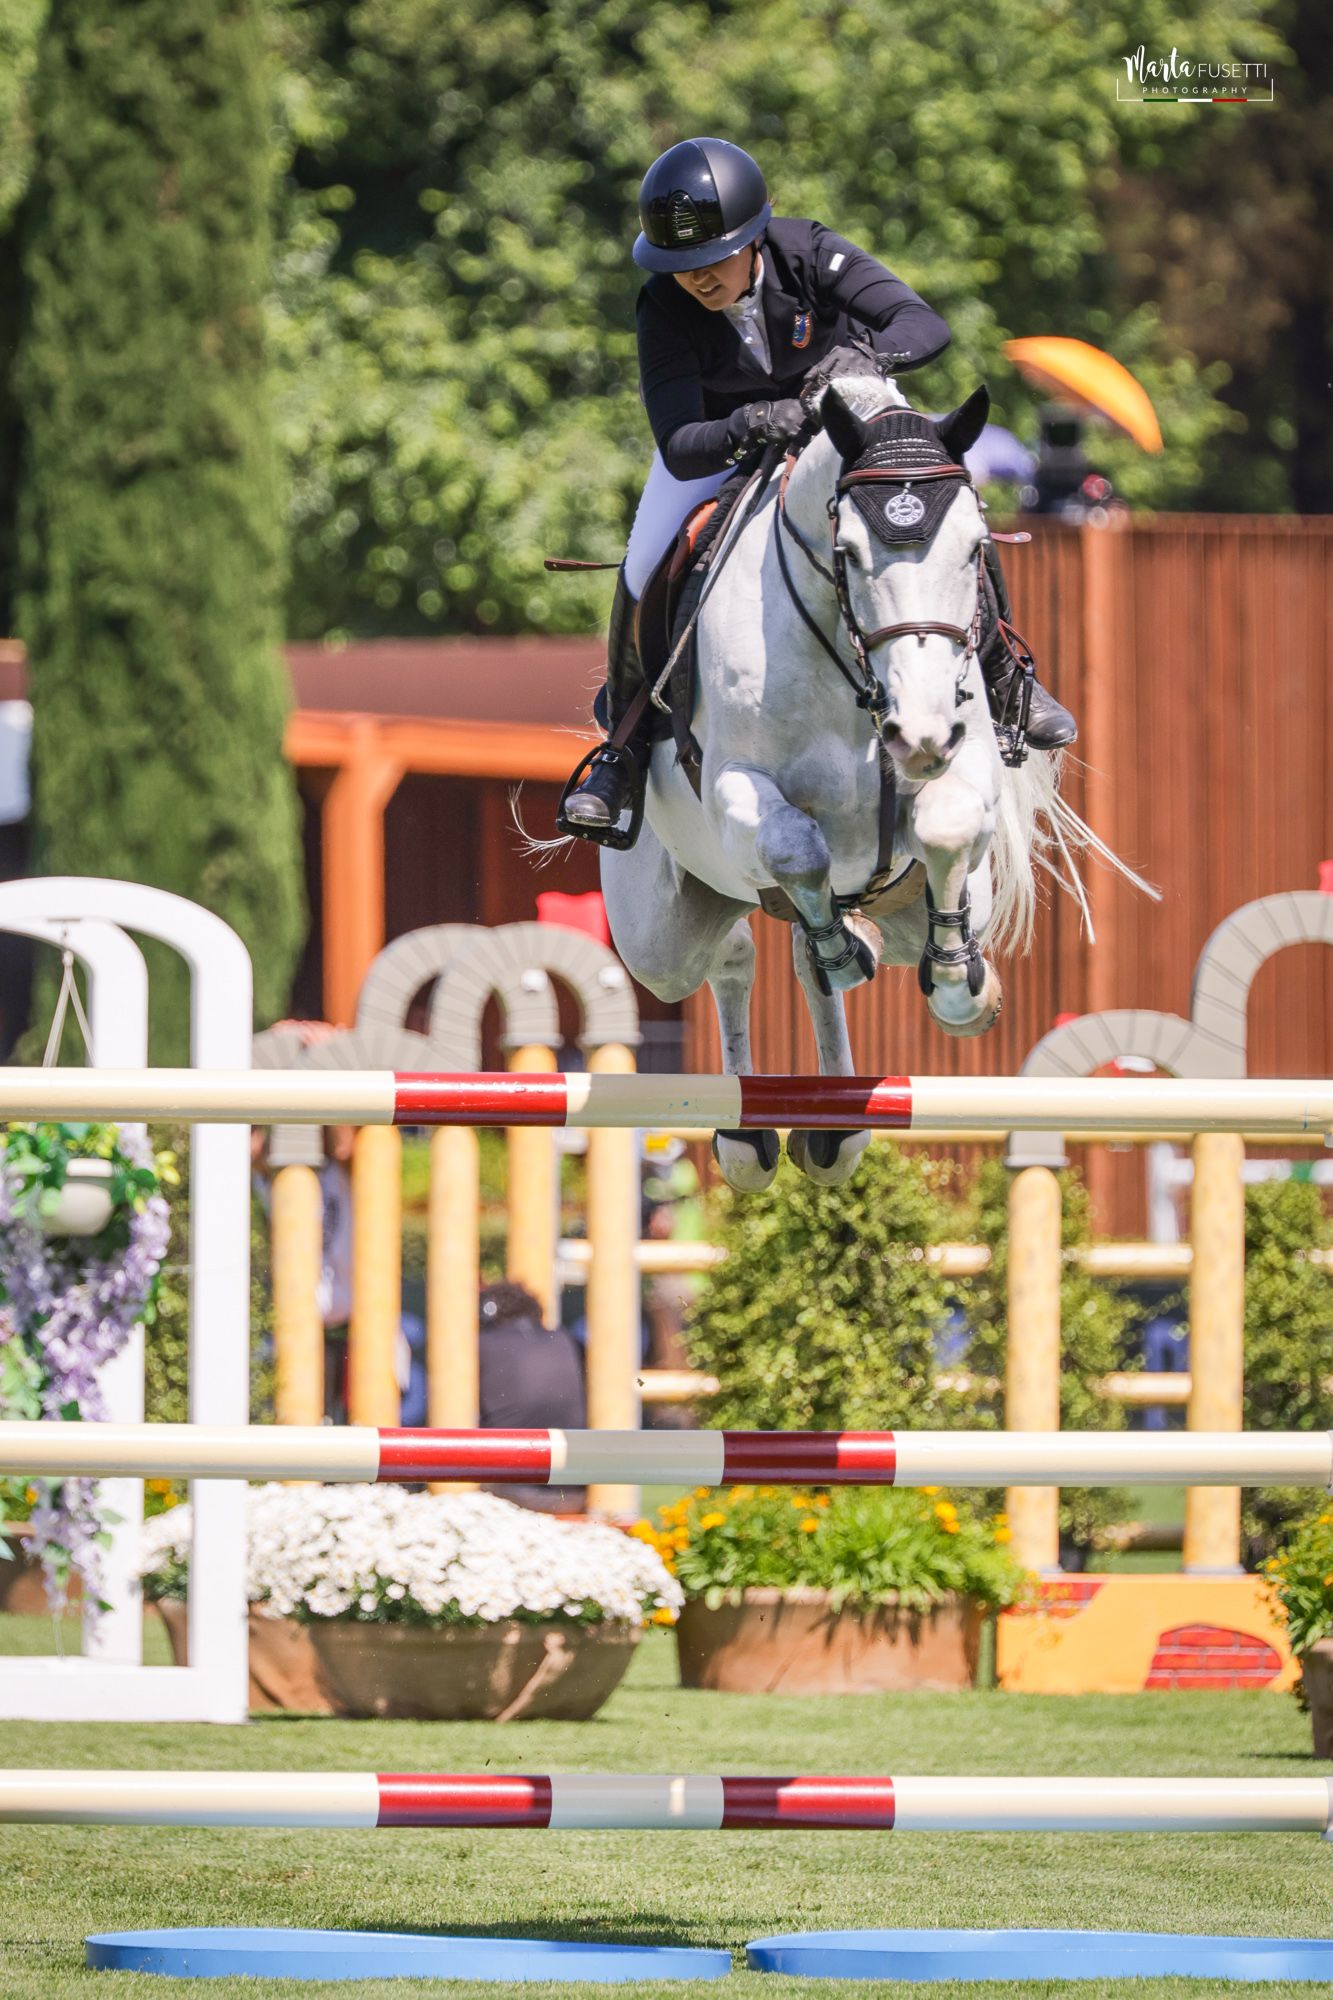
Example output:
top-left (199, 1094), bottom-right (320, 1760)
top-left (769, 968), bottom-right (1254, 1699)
top-left (910, 772), bottom-right (1004, 1038)
top-left (713, 766), bottom-right (881, 995)
top-left (787, 924), bottom-right (871, 1187)
top-left (706, 917), bottom-right (781, 1194)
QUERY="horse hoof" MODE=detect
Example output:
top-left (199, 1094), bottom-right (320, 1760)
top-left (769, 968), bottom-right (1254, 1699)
top-left (787, 1128), bottom-right (870, 1186)
top-left (809, 912), bottom-right (882, 994)
top-left (712, 1127), bottom-right (781, 1193)
top-left (926, 963), bottom-right (1004, 1039)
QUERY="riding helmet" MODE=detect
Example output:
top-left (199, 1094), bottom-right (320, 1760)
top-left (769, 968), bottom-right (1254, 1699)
top-left (633, 138), bottom-right (772, 273)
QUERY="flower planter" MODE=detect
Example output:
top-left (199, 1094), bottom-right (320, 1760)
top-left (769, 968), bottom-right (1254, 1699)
top-left (157, 1599), bottom-right (639, 1720)
top-left (1300, 1640), bottom-right (1333, 1758)
top-left (0, 1524), bottom-right (83, 1612)
top-left (156, 1600), bottom-right (340, 1715)
top-left (308, 1618), bottom-right (640, 1721)
top-left (675, 1587), bottom-right (982, 1694)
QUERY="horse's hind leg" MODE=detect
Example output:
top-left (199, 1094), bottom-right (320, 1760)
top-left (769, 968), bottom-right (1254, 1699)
top-left (707, 918), bottom-right (781, 1193)
top-left (787, 922), bottom-right (872, 1187)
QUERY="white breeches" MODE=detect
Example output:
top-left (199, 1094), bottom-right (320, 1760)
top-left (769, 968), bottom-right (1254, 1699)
top-left (623, 451), bottom-right (731, 600)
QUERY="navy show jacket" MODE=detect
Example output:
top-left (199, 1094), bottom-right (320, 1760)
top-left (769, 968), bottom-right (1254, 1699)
top-left (636, 215), bottom-right (952, 480)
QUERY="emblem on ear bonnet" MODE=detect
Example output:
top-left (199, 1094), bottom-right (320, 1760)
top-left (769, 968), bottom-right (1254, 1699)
top-left (884, 491), bottom-right (927, 528)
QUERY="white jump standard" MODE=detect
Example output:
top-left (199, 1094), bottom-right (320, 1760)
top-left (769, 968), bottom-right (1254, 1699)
top-left (0, 1068), bottom-right (1329, 1137)
top-left (4, 1771), bottom-right (1332, 1834)
top-left (3, 1423), bottom-right (1331, 1489)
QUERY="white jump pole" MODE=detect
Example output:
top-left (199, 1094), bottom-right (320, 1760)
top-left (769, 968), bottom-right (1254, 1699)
top-left (0, 1423), bottom-right (1328, 1489)
top-left (0, 1069), bottom-right (1329, 1137)
top-left (1, 1770), bottom-right (1329, 1834)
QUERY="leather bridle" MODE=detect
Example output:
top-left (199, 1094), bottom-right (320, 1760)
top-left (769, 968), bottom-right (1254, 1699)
top-left (775, 452), bottom-right (983, 749)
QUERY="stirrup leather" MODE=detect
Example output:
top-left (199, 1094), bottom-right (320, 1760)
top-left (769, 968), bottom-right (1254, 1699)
top-left (987, 619), bottom-right (1037, 769)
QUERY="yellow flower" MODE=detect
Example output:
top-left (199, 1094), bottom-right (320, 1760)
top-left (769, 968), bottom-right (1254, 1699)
top-left (699, 1511), bottom-right (726, 1531)
top-left (729, 1485), bottom-right (754, 1501)
top-left (695, 1487), bottom-right (712, 1501)
top-left (994, 1527), bottom-right (1012, 1544)
top-left (799, 1517), bottom-right (820, 1533)
top-left (651, 1606), bottom-right (678, 1625)
top-left (921, 1486), bottom-right (940, 1497)
top-left (815, 1495), bottom-right (830, 1509)
top-left (940, 1519), bottom-right (960, 1535)
top-left (934, 1501), bottom-right (958, 1522)
top-left (671, 1529), bottom-right (690, 1550)
top-left (1323, 1575), bottom-right (1333, 1589)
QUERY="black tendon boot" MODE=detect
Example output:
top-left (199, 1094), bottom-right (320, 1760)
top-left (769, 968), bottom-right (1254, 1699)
top-left (557, 569), bottom-right (654, 848)
top-left (979, 539), bottom-right (1077, 755)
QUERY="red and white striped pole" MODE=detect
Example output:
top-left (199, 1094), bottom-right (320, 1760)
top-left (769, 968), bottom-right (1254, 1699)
top-left (1, 1770), bottom-right (1329, 1833)
top-left (1, 1422), bottom-right (1329, 1489)
top-left (0, 1069), bottom-right (1328, 1138)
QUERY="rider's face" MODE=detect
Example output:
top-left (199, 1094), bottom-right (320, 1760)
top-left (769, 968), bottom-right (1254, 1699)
top-left (674, 245), bottom-right (755, 310)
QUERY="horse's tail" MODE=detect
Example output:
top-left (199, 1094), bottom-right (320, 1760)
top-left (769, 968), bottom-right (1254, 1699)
top-left (986, 751), bottom-right (1159, 955)
top-left (508, 783), bottom-right (577, 868)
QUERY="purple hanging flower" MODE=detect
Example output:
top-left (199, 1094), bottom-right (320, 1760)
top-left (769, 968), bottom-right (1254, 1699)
top-left (0, 1125), bottom-right (171, 1621)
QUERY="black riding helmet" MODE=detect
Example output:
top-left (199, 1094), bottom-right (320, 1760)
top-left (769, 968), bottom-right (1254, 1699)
top-left (633, 138), bottom-right (772, 273)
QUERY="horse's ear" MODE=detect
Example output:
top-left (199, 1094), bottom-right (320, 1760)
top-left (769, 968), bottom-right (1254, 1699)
top-left (821, 386), bottom-right (870, 464)
top-left (934, 386), bottom-right (990, 462)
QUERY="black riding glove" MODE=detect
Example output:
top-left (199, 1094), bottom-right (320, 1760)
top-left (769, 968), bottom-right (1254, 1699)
top-left (724, 398), bottom-right (808, 464)
top-left (802, 341), bottom-right (882, 404)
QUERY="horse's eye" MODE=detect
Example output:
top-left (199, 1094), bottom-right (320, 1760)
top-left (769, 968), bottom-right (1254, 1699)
top-left (842, 543), bottom-right (862, 569)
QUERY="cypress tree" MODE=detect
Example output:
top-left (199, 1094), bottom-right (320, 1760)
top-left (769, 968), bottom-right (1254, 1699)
top-left (17, 0), bottom-right (304, 1058)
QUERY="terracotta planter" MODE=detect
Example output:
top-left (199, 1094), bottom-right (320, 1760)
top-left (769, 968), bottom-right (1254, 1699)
top-left (0, 1526), bottom-right (82, 1612)
top-left (156, 1600), bottom-right (339, 1715)
top-left (308, 1618), bottom-right (639, 1721)
top-left (1300, 1639), bottom-right (1333, 1757)
top-left (156, 1600), bottom-right (638, 1720)
top-left (675, 1587), bottom-right (983, 1694)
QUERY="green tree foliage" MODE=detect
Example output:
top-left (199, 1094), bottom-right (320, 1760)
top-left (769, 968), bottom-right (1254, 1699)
top-left (1107, 0), bottom-right (1332, 510)
top-left (16, 0), bottom-right (305, 1057)
top-left (0, 0), bottom-right (45, 631)
top-left (1241, 1180), bottom-right (1333, 1557)
top-left (687, 1144), bottom-right (991, 1434)
top-left (267, 0), bottom-right (1278, 640)
top-left (690, 1152), bottom-right (1139, 1553)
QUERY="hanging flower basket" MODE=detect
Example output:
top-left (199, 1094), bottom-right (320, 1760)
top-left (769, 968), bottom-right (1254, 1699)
top-left (142, 1484), bottom-right (680, 1720)
top-left (31, 1157), bottom-right (115, 1238)
top-left (0, 1122), bottom-right (172, 1620)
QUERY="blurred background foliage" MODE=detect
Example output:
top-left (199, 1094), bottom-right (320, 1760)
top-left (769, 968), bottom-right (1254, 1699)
top-left (0, 0), bottom-right (1324, 653)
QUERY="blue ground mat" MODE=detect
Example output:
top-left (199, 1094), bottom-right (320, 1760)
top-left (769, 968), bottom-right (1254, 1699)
top-left (745, 1927), bottom-right (1333, 1982)
top-left (86, 1927), bottom-right (733, 1981)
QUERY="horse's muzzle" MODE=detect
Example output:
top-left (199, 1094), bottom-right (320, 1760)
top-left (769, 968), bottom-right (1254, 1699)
top-left (881, 718), bottom-right (966, 780)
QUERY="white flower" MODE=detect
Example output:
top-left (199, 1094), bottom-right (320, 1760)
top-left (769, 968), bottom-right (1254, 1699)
top-left (138, 1483), bottom-right (682, 1628)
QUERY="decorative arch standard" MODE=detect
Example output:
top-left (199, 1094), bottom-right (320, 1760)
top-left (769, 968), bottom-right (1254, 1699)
top-left (1007, 885), bottom-right (1333, 1166)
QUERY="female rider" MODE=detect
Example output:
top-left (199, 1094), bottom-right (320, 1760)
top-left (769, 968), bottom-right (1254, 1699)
top-left (562, 137), bottom-right (1075, 842)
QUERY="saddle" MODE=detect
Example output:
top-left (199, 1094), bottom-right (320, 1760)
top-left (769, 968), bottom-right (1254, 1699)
top-left (633, 468), bottom-right (750, 743)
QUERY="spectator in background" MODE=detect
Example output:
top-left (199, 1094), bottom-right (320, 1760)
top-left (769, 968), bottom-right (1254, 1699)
top-left (478, 1282), bottom-right (586, 1514)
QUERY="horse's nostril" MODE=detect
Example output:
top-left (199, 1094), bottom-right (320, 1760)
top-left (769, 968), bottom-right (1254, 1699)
top-left (882, 721), bottom-right (906, 749)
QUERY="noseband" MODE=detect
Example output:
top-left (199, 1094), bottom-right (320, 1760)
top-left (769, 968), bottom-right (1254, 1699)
top-left (775, 453), bottom-right (983, 745)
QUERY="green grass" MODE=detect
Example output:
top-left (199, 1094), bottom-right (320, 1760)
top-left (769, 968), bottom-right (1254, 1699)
top-left (0, 1632), bottom-right (1330, 1997)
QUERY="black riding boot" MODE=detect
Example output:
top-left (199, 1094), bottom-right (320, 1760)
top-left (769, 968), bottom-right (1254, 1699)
top-left (559, 569), bottom-right (653, 846)
top-left (980, 539), bottom-right (1077, 753)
